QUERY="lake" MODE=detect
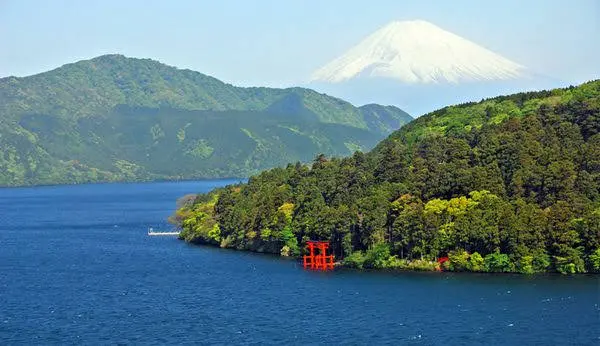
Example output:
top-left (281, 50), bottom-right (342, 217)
top-left (0, 180), bottom-right (598, 345)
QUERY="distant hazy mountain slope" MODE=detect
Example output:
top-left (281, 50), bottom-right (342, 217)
top-left (307, 20), bottom-right (560, 116)
top-left (359, 104), bottom-right (412, 134)
top-left (311, 20), bottom-right (525, 84)
top-left (0, 55), bottom-right (412, 186)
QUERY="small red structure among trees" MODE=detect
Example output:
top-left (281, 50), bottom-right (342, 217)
top-left (437, 256), bottom-right (449, 271)
top-left (303, 241), bottom-right (334, 271)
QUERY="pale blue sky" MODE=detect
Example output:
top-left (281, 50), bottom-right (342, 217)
top-left (1, 0), bottom-right (598, 87)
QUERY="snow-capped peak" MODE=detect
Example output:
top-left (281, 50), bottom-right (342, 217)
top-left (310, 20), bottom-right (526, 84)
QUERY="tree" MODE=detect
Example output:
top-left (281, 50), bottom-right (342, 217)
top-left (484, 253), bottom-right (513, 273)
top-left (588, 248), bottom-right (600, 273)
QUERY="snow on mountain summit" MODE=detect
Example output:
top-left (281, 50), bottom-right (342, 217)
top-left (310, 20), bottom-right (526, 84)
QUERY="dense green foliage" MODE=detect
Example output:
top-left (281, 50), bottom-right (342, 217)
top-left (176, 81), bottom-right (600, 274)
top-left (0, 54), bottom-right (411, 186)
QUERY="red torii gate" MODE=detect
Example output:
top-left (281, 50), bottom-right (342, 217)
top-left (437, 256), bottom-right (449, 271)
top-left (303, 240), bottom-right (334, 271)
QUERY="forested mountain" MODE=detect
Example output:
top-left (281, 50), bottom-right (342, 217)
top-left (0, 54), bottom-right (411, 186)
top-left (175, 80), bottom-right (600, 274)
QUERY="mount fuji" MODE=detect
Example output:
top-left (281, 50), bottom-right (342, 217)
top-left (307, 20), bottom-right (561, 116)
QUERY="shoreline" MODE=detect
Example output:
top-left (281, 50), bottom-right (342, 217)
top-left (182, 238), bottom-right (598, 275)
top-left (0, 176), bottom-right (247, 189)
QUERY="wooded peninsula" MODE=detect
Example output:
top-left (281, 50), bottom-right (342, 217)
top-left (173, 81), bottom-right (600, 274)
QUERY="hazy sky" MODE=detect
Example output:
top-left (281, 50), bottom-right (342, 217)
top-left (1, 0), bottom-right (598, 87)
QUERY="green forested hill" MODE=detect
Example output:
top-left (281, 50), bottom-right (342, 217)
top-left (0, 54), bottom-right (411, 186)
top-left (175, 80), bottom-right (600, 274)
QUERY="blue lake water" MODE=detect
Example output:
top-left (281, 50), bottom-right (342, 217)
top-left (0, 180), bottom-right (598, 345)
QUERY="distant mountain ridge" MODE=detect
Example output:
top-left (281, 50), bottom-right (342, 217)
top-left (307, 20), bottom-right (561, 116)
top-left (0, 55), bottom-right (412, 186)
top-left (1, 54), bottom-right (384, 128)
top-left (311, 20), bottom-right (525, 84)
